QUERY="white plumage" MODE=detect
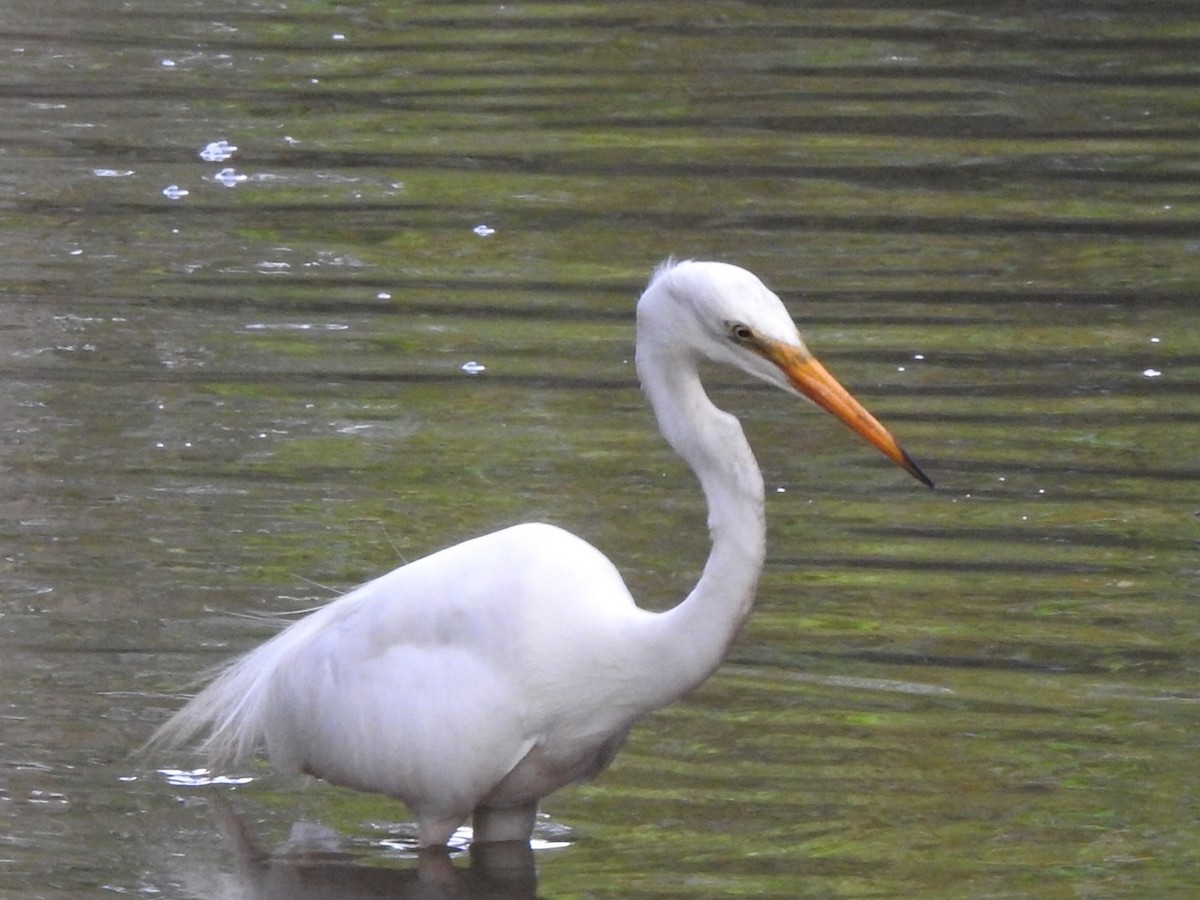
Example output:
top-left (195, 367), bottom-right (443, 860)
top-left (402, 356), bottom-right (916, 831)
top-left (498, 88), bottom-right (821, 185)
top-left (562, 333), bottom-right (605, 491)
top-left (150, 259), bottom-right (930, 847)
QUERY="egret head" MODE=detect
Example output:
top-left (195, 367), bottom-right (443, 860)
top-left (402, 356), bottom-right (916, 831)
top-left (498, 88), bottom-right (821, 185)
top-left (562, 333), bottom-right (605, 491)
top-left (638, 259), bottom-right (932, 488)
top-left (638, 259), bottom-right (804, 377)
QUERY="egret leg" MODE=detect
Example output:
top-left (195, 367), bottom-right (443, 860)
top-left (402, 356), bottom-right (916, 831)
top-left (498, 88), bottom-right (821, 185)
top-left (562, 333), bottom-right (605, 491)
top-left (418, 815), bottom-right (465, 848)
top-left (471, 801), bottom-right (538, 844)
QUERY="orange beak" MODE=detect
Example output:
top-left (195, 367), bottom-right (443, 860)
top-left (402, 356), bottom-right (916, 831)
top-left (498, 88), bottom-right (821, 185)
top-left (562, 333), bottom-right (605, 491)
top-left (762, 340), bottom-right (933, 489)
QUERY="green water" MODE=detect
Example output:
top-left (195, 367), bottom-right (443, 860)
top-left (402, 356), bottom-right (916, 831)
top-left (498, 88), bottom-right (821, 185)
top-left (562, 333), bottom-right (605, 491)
top-left (3, 1), bottom-right (1199, 897)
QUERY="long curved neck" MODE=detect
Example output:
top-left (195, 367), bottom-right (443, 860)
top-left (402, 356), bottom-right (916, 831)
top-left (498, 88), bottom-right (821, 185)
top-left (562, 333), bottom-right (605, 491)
top-left (635, 340), bottom-right (767, 706)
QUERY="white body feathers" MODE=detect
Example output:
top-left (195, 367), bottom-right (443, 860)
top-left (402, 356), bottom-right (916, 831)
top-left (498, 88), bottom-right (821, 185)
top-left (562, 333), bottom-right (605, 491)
top-left (150, 260), bottom-right (922, 846)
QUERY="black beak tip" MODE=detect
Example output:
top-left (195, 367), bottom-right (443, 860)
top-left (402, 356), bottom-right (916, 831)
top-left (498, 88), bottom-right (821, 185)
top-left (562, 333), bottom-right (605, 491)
top-left (901, 449), bottom-right (935, 490)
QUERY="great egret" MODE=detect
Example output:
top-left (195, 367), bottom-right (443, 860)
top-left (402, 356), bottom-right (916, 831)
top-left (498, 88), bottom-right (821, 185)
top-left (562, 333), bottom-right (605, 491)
top-left (149, 259), bottom-right (931, 848)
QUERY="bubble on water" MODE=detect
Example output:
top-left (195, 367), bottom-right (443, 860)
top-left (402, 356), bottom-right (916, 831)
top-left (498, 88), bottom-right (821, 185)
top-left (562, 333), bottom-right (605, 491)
top-left (213, 167), bottom-right (247, 187)
top-left (199, 140), bottom-right (237, 162)
top-left (159, 767), bottom-right (254, 787)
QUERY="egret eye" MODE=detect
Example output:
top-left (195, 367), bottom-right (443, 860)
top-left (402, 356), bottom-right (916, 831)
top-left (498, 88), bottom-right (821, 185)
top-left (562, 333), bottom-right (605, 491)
top-left (727, 322), bottom-right (754, 343)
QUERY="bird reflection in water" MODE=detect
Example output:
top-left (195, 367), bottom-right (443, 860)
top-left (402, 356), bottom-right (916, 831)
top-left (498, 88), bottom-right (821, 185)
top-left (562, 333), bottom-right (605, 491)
top-left (198, 794), bottom-right (540, 900)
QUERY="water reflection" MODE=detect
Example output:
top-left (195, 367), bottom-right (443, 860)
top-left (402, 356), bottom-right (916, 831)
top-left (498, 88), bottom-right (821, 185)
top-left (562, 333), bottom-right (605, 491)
top-left (184, 797), bottom-right (538, 900)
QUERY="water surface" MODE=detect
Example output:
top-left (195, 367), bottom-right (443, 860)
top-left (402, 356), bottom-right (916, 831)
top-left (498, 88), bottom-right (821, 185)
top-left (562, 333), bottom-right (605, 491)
top-left (3, 2), bottom-right (1199, 897)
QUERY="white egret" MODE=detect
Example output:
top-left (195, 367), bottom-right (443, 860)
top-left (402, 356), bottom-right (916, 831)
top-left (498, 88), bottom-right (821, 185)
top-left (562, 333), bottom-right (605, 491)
top-left (149, 259), bottom-right (932, 848)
